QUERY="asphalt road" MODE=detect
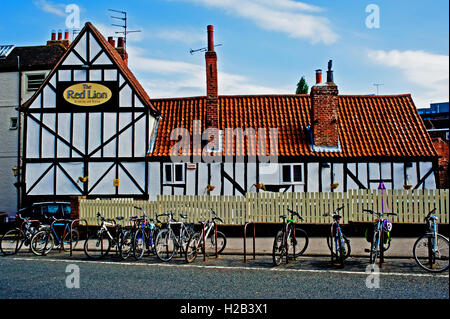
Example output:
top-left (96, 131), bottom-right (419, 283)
top-left (0, 251), bottom-right (448, 301)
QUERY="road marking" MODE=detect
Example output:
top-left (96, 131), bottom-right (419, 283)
top-left (9, 256), bottom-right (448, 278)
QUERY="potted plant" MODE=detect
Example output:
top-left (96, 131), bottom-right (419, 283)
top-left (253, 183), bottom-right (266, 191)
top-left (205, 184), bottom-right (215, 195)
top-left (78, 176), bottom-right (88, 183)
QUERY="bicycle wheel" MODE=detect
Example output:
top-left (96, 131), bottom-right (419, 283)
top-left (84, 231), bottom-right (111, 259)
top-left (0, 229), bottom-right (23, 255)
top-left (62, 229), bottom-right (80, 252)
top-left (369, 231), bottom-right (380, 265)
top-left (133, 228), bottom-right (146, 260)
top-left (120, 229), bottom-right (133, 260)
top-left (185, 232), bottom-right (201, 263)
top-left (205, 230), bottom-right (227, 256)
top-left (30, 230), bottom-right (55, 256)
top-left (272, 230), bottom-right (286, 266)
top-left (155, 229), bottom-right (176, 262)
top-left (327, 234), bottom-right (351, 260)
top-left (290, 228), bottom-right (309, 258)
top-left (413, 233), bottom-right (449, 273)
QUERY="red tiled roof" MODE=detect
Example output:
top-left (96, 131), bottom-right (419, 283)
top-left (149, 94), bottom-right (438, 159)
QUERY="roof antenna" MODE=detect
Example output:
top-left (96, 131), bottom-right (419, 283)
top-left (108, 9), bottom-right (141, 49)
top-left (373, 83), bottom-right (383, 95)
top-left (189, 44), bottom-right (222, 55)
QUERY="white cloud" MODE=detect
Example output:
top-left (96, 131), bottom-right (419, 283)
top-left (173, 0), bottom-right (338, 44)
top-left (33, 0), bottom-right (66, 17)
top-left (154, 28), bottom-right (205, 45)
top-left (367, 49), bottom-right (449, 108)
top-left (127, 45), bottom-right (289, 98)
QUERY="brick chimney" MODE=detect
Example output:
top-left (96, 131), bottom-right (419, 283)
top-left (47, 29), bottom-right (71, 49)
top-left (205, 25), bottom-right (219, 129)
top-left (115, 37), bottom-right (128, 66)
top-left (310, 60), bottom-right (340, 149)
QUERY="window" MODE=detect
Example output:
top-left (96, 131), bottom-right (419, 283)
top-left (9, 117), bottom-right (18, 130)
top-left (26, 73), bottom-right (46, 91)
top-left (164, 163), bottom-right (185, 184)
top-left (281, 164), bottom-right (303, 183)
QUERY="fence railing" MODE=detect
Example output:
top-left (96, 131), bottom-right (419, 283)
top-left (79, 189), bottom-right (449, 226)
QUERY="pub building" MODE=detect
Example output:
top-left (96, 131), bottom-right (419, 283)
top-left (20, 22), bottom-right (438, 206)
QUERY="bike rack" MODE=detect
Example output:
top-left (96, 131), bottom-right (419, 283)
top-left (379, 231), bottom-right (384, 268)
top-left (243, 222), bottom-right (256, 263)
top-left (285, 222), bottom-right (291, 264)
top-left (201, 220), bottom-right (218, 262)
top-left (50, 219), bottom-right (72, 254)
top-left (69, 219), bottom-right (88, 257)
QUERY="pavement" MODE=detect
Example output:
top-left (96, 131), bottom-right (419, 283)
top-left (225, 236), bottom-right (419, 258)
top-left (0, 234), bottom-right (425, 259)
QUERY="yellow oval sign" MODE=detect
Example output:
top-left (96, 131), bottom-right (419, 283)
top-left (63, 83), bottom-right (112, 106)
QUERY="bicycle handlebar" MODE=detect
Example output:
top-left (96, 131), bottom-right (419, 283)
top-left (363, 209), bottom-right (397, 217)
top-left (425, 208), bottom-right (437, 221)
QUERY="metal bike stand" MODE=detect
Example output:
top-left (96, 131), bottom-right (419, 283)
top-left (69, 219), bottom-right (88, 257)
top-left (243, 222), bottom-right (256, 263)
top-left (202, 222), bottom-right (206, 262)
top-left (200, 220), bottom-right (218, 262)
top-left (51, 219), bottom-right (71, 254)
top-left (285, 222), bottom-right (291, 264)
top-left (379, 231), bottom-right (384, 268)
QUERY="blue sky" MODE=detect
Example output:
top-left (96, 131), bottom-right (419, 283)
top-left (2, 0), bottom-right (449, 108)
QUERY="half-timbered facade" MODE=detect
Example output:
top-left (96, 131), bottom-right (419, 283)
top-left (20, 22), bottom-right (438, 205)
top-left (21, 23), bottom-right (160, 204)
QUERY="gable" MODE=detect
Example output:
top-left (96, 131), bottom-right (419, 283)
top-left (22, 22), bottom-right (159, 116)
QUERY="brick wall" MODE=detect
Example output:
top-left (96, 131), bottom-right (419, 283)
top-left (432, 137), bottom-right (449, 188)
top-left (310, 83), bottom-right (339, 147)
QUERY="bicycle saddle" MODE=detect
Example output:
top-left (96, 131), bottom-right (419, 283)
top-left (180, 214), bottom-right (188, 219)
top-left (116, 216), bottom-right (124, 221)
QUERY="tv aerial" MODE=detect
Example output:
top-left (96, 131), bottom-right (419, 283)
top-left (109, 9), bottom-right (141, 49)
top-left (189, 44), bottom-right (222, 55)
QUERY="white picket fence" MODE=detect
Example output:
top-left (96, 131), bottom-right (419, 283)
top-left (79, 189), bottom-right (449, 226)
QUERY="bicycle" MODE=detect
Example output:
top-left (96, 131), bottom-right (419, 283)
top-left (30, 215), bottom-right (80, 256)
top-left (83, 212), bottom-right (127, 259)
top-left (272, 208), bottom-right (309, 266)
top-left (323, 206), bottom-right (351, 268)
top-left (363, 209), bottom-right (397, 266)
top-left (132, 207), bottom-right (163, 260)
top-left (185, 209), bottom-right (227, 263)
top-left (0, 214), bottom-right (42, 255)
top-left (413, 208), bottom-right (449, 273)
top-left (119, 214), bottom-right (141, 260)
top-left (154, 212), bottom-right (194, 262)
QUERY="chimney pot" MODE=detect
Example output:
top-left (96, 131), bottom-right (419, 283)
top-left (315, 69), bottom-right (322, 84)
top-left (57, 30), bottom-right (62, 40)
top-left (118, 37), bottom-right (125, 48)
top-left (64, 30), bottom-right (69, 40)
top-left (51, 30), bottom-right (56, 41)
top-left (108, 36), bottom-right (116, 47)
top-left (207, 25), bottom-right (214, 52)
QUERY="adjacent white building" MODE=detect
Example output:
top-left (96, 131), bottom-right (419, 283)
top-left (0, 33), bottom-right (68, 216)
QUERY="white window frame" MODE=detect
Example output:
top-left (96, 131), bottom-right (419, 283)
top-left (163, 163), bottom-right (185, 184)
top-left (280, 164), bottom-right (304, 184)
top-left (25, 72), bottom-right (46, 92)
